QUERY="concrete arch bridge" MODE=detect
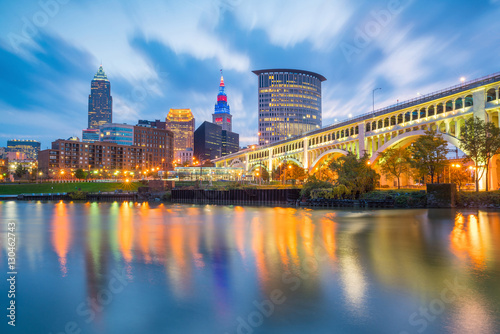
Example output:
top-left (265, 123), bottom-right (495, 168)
top-left (214, 72), bottom-right (500, 190)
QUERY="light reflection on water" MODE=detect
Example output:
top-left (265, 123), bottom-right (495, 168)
top-left (0, 201), bottom-right (499, 334)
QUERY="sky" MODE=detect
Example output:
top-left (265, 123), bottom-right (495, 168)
top-left (1, 0), bottom-right (500, 149)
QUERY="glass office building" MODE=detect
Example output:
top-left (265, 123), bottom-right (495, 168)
top-left (88, 65), bottom-right (113, 129)
top-left (6, 139), bottom-right (41, 159)
top-left (194, 121), bottom-right (222, 161)
top-left (82, 129), bottom-right (100, 143)
top-left (221, 130), bottom-right (239, 156)
top-left (253, 69), bottom-right (326, 145)
top-left (99, 123), bottom-right (134, 146)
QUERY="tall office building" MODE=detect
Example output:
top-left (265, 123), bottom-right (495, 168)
top-left (194, 121), bottom-right (222, 162)
top-left (253, 69), bottom-right (326, 145)
top-left (7, 139), bottom-right (41, 160)
top-left (166, 109), bottom-right (195, 159)
top-left (88, 65), bottom-right (113, 129)
top-left (212, 74), bottom-right (232, 131)
top-left (221, 130), bottom-right (239, 156)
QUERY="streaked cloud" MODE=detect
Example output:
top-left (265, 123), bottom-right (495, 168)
top-left (1, 0), bottom-right (500, 147)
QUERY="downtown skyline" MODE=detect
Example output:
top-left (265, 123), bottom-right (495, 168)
top-left (1, 0), bottom-right (500, 149)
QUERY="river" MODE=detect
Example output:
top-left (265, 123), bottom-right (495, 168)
top-left (0, 201), bottom-right (499, 333)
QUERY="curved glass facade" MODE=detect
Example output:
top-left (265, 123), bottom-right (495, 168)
top-left (254, 69), bottom-right (325, 145)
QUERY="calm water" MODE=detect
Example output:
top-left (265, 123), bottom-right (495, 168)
top-left (1, 201), bottom-right (500, 334)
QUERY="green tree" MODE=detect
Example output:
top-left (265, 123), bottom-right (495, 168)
top-left (449, 164), bottom-right (470, 191)
top-left (328, 153), bottom-right (379, 198)
top-left (377, 146), bottom-right (412, 189)
top-left (287, 164), bottom-right (307, 183)
top-left (74, 168), bottom-right (87, 180)
top-left (409, 129), bottom-right (449, 184)
top-left (300, 175), bottom-right (333, 198)
top-left (14, 164), bottom-right (27, 179)
top-left (459, 117), bottom-right (500, 191)
top-left (260, 167), bottom-right (270, 182)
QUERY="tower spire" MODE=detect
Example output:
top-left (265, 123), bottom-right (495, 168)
top-left (213, 71), bottom-right (232, 131)
top-left (220, 69), bottom-right (224, 87)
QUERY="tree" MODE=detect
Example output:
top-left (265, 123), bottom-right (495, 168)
top-left (287, 164), bottom-right (307, 183)
top-left (14, 164), bottom-right (27, 179)
top-left (377, 147), bottom-right (412, 189)
top-left (409, 129), bottom-right (449, 184)
top-left (260, 168), bottom-right (270, 182)
top-left (449, 164), bottom-right (470, 191)
top-left (328, 153), bottom-right (379, 198)
top-left (459, 117), bottom-right (500, 191)
top-left (75, 168), bottom-right (87, 180)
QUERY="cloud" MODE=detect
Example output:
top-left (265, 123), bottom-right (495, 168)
top-left (233, 0), bottom-right (354, 49)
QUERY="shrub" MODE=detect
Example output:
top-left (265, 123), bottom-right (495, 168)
top-left (310, 185), bottom-right (351, 200)
top-left (362, 190), bottom-right (427, 208)
top-left (162, 191), bottom-right (172, 201)
top-left (69, 191), bottom-right (87, 200)
top-left (457, 191), bottom-right (500, 207)
top-left (300, 175), bottom-right (333, 198)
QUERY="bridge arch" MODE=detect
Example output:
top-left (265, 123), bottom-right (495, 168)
top-left (369, 130), bottom-right (462, 164)
top-left (230, 159), bottom-right (244, 168)
top-left (309, 149), bottom-right (349, 172)
top-left (274, 157), bottom-right (303, 168)
top-left (248, 164), bottom-right (269, 172)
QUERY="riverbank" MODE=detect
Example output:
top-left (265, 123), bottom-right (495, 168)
top-left (0, 181), bottom-right (141, 195)
top-left (3, 182), bottom-right (500, 209)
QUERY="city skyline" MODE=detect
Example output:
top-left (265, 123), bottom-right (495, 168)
top-left (1, 0), bottom-right (500, 149)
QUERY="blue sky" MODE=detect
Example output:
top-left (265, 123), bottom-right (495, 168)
top-left (1, 0), bottom-right (500, 149)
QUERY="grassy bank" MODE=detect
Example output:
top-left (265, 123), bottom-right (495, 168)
top-left (0, 182), bottom-right (141, 195)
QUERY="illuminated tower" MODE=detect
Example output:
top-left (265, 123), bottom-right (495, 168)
top-left (88, 65), bottom-right (112, 129)
top-left (253, 69), bottom-right (326, 145)
top-left (212, 72), bottom-right (232, 132)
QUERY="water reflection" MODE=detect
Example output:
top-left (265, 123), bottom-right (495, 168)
top-left (451, 212), bottom-right (497, 270)
top-left (2, 202), bottom-right (500, 333)
top-left (51, 201), bottom-right (72, 276)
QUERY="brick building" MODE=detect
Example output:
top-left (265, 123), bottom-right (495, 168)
top-left (39, 127), bottom-right (173, 176)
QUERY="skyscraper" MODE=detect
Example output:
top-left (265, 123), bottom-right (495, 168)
top-left (166, 109), bottom-right (195, 160)
top-left (212, 73), bottom-right (232, 132)
top-left (253, 69), bottom-right (326, 145)
top-left (88, 65), bottom-right (112, 129)
top-left (194, 121), bottom-right (222, 162)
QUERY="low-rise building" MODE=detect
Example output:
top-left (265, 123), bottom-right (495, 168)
top-left (175, 148), bottom-right (193, 165)
top-left (39, 129), bottom-right (174, 176)
top-left (7, 139), bottom-right (41, 160)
